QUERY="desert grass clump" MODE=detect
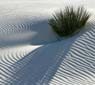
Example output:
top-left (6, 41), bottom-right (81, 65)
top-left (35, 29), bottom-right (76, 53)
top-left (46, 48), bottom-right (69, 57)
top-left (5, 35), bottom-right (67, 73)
top-left (49, 6), bottom-right (90, 37)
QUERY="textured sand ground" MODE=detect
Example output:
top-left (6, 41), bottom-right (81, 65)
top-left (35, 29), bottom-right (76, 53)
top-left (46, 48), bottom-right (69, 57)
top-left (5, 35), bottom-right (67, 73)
top-left (0, 0), bottom-right (95, 85)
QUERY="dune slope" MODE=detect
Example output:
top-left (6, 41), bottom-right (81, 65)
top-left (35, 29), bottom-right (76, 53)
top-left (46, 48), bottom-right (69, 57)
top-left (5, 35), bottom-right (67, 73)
top-left (48, 24), bottom-right (95, 85)
top-left (0, 0), bottom-right (95, 85)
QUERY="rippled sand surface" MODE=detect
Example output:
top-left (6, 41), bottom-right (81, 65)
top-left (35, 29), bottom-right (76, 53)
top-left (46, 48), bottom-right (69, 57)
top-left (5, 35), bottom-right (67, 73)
top-left (0, 0), bottom-right (95, 85)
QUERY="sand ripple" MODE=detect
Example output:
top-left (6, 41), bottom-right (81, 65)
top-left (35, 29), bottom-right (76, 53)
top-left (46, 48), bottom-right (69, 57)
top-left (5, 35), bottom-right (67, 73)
top-left (49, 25), bottom-right (95, 85)
top-left (0, 45), bottom-right (39, 85)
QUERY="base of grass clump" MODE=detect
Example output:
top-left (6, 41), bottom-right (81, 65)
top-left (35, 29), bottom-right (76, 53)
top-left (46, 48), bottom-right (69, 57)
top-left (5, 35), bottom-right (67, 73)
top-left (49, 6), bottom-right (91, 37)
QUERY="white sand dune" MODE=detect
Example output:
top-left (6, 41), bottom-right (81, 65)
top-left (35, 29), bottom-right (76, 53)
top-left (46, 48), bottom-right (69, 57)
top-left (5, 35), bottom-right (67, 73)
top-left (2, 22), bottom-right (95, 85)
top-left (0, 0), bottom-right (95, 85)
top-left (0, 45), bottom-right (40, 85)
top-left (48, 24), bottom-right (95, 85)
top-left (1, 34), bottom-right (79, 85)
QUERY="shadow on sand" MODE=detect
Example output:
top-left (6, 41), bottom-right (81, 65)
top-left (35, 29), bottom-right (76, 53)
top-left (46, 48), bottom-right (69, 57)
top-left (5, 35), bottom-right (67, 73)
top-left (0, 18), bottom-right (58, 47)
